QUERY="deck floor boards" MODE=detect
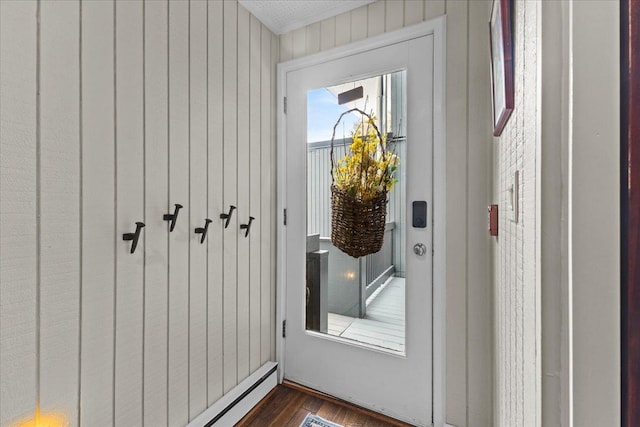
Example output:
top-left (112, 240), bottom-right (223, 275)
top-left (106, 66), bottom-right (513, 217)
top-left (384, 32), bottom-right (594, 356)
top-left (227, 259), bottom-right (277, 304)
top-left (327, 277), bottom-right (405, 353)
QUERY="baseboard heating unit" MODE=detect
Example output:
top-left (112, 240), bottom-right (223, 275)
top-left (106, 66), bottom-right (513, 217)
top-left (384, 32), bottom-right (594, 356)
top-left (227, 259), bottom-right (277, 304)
top-left (187, 362), bottom-right (278, 427)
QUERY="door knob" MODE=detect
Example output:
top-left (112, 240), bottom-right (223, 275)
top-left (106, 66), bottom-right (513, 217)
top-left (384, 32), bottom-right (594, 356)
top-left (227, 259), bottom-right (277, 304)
top-left (413, 243), bottom-right (427, 256)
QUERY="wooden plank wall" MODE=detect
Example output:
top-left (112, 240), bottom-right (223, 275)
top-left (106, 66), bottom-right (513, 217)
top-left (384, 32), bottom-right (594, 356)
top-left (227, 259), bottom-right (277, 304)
top-left (279, 1), bottom-right (493, 426)
top-left (39, 0), bottom-right (81, 422)
top-left (222, 0), bottom-right (239, 396)
top-left (0, 1), bottom-right (39, 425)
top-left (206, 0), bottom-right (224, 410)
top-left (80, 2), bottom-right (116, 425)
top-left (188, 0), bottom-right (208, 418)
top-left (114, 2), bottom-right (145, 425)
top-left (144, 2), bottom-right (170, 424)
top-left (0, 1), bottom-right (277, 426)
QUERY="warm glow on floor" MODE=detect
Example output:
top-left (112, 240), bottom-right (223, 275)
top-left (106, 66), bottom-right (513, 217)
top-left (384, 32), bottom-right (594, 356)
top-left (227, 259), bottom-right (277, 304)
top-left (13, 409), bottom-right (67, 427)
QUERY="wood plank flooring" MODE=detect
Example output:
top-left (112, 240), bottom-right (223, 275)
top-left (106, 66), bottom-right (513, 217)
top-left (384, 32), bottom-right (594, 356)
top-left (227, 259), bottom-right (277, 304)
top-left (236, 381), bottom-right (414, 427)
top-left (327, 277), bottom-right (405, 353)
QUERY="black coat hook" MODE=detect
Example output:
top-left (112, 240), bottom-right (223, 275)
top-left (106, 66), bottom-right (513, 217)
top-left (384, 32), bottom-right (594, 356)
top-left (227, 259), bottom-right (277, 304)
top-left (240, 216), bottom-right (255, 238)
top-left (163, 203), bottom-right (183, 232)
top-left (123, 222), bottom-right (145, 254)
top-left (219, 205), bottom-right (236, 229)
top-left (194, 218), bottom-right (212, 244)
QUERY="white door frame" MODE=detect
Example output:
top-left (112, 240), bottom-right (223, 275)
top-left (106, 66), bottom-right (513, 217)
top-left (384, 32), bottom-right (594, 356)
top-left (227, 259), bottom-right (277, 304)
top-left (276, 17), bottom-right (447, 427)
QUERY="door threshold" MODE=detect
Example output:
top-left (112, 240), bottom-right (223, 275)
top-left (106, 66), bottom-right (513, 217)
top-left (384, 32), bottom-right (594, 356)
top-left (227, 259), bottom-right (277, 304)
top-left (238, 380), bottom-right (415, 426)
top-left (282, 380), bottom-right (414, 426)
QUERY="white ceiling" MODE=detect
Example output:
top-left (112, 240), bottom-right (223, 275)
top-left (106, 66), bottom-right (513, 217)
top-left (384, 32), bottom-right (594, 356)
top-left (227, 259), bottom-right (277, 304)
top-left (238, 0), bottom-right (377, 35)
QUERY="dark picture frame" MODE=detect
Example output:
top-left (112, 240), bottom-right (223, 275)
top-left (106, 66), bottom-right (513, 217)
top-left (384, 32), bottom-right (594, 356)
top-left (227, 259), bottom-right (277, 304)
top-left (489, 0), bottom-right (514, 136)
top-left (621, 0), bottom-right (640, 425)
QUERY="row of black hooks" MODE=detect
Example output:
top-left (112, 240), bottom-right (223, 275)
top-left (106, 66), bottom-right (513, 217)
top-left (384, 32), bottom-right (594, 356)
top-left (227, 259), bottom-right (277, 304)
top-left (123, 204), bottom-right (255, 254)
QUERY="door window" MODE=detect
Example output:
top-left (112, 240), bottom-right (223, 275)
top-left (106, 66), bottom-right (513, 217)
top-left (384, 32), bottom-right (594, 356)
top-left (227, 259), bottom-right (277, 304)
top-left (305, 71), bottom-right (407, 355)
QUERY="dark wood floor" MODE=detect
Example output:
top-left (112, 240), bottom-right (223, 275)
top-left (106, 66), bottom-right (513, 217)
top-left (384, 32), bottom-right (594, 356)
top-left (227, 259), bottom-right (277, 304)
top-left (236, 381), bottom-right (414, 427)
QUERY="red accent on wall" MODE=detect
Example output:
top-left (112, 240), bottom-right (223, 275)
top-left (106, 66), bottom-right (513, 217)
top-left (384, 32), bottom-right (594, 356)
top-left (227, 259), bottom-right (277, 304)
top-left (488, 204), bottom-right (498, 237)
top-left (621, 1), bottom-right (640, 425)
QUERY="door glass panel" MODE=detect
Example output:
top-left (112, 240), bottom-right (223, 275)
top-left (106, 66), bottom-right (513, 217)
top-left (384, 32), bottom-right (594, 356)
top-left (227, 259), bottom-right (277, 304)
top-left (305, 71), bottom-right (407, 355)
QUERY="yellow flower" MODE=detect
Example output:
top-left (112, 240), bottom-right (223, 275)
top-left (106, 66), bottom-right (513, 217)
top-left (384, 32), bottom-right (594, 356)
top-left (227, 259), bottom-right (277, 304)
top-left (333, 113), bottom-right (399, 201)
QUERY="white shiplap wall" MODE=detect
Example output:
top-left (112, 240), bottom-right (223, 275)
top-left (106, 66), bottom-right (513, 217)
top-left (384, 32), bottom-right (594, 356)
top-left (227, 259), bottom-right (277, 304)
top-left (279, 1), bottom-right (494, 426)
top-left (0, 1), bottom-right (277, 426)
top-left (492, 1), bottom-right (539, 426)
top-left (0, 1), bottom-right (39, 423)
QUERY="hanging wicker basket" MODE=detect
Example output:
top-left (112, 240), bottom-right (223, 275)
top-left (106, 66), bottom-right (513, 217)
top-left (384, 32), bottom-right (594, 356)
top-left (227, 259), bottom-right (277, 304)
top-left (329, 108), bottom-right (389, 258)
top-left (330, 185), bottom-right (388, 258)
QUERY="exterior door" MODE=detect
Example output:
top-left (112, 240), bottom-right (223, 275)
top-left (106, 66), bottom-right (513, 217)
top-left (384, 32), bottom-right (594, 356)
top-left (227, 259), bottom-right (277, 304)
top-left (279, 27), bottom-right (440, 427)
